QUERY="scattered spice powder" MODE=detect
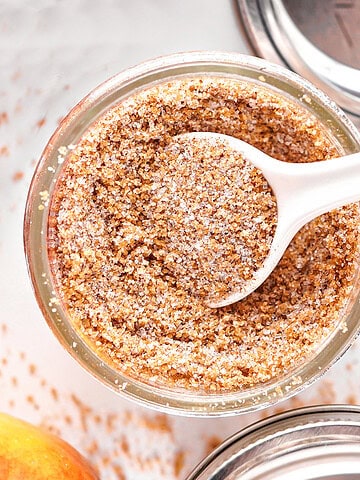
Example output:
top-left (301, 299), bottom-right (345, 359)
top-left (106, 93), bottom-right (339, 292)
top-left (11, 70), bottom-right (21, 81)
top-left (106, 413), bottom-right (117, 433)
top-left (0, 111), bottom-right (8, 126)
top-left (26, 394), bottom-right (40, 410)
top-left (28, 363), bottom-right (37, 375)
top-left (0, 344), bottom-right (185, 477)
top-left (12, 170), bottom-right (24, 182)
top-left (347, 394), bottom-right (358, 405)
top-left (36, 116), bottom-right (46, 129)
top-left (50, 387), bottom-right (59, 401)
top-left (0, 145), bottom-right (10, 156)
top-left (48, 76), bottom-right (360, 393)
top-left (64, 414), bottom-right (73, 426)
top-left (204, 436), bottom-right (222, 456)
top-left (70, 393), bottom-right (92, 433)
top-left (346, 362), bottom-right (353, 371)
top-left (139, 414), bottom-right (173, 435)
top-left (86, 440), bottom-right (100, 457)
top-left (120, 436), bottom-right (130, 456)
top-left (173, 450), bottom-right (185, 477)
top-left (112, 465), bottom-right (126, 480)
top-left (315, 379), bottom-right (336, 404)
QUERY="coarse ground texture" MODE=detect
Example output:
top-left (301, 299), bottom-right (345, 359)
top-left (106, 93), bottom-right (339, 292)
top-left (48, 76), bottom-right (360, 393)
top-left (146, 135), bottom-right (277, 303)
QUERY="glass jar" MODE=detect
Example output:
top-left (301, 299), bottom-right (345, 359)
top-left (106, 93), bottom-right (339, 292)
top-left (24, 51), bottom-right (360, 416)
top-left (186, 405), bottom-right (360, 479)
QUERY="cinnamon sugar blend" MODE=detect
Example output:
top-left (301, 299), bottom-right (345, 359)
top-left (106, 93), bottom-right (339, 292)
top-left (146, 136), bottom-right (277, 303)
top-left (47, 76), bottom-right (360, 393)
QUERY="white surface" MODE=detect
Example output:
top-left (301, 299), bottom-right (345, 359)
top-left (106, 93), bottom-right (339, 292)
top-left (1, 1), bottom-right (360, 479)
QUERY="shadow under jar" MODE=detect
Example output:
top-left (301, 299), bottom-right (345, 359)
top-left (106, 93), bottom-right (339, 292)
top-left (24, 52), bottom-right (360, 416)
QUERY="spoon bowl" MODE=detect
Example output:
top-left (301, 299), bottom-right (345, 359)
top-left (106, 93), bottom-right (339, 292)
top-left (178, 132), bottom-right (360, 308)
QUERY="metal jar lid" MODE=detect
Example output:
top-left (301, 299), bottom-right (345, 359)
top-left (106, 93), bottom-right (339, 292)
top-left (236, 0), bottom-right (360, 128)
top-left (186, 405), bottom-right (360, 479)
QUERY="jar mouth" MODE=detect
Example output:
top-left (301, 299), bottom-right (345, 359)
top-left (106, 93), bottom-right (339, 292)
top-left (24, 51), bottom-right (360, 416)
top-left (186, 405), bottom-right (360, 479)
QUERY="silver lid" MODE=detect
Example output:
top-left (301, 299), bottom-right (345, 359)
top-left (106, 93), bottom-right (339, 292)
top-left (236, 0), bottom-right (360, 128)
top-left (187, 405), bottom-right (360, 479)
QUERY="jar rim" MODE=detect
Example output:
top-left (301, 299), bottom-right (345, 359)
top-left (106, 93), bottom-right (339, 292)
top-left (23, 51), bottom-right (360, 416)
top-left (186, 404), bottom-right (360, 479)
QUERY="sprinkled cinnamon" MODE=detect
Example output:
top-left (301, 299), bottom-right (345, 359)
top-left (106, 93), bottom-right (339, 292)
top-left (36, 117), bottom-right (46, 129)
top-left (0, 112), bottom-right (9, 126)
top-left (173, 450), bottom-right (185, 477)
top-left (12, 171), bottom-right (24, 182)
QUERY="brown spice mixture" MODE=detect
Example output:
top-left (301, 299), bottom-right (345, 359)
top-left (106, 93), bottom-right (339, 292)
top-left (148, 136), bottom-right (277, 302)
top-left (48, 76), bottom-right (360, 393)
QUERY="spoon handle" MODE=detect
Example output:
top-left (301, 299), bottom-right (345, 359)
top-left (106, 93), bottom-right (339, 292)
top-left (251, 150), bottom-right (360, 309)
top-left (265, 152), bottom-right (360, 234)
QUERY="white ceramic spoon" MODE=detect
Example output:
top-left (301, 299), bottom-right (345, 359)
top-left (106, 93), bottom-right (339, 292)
top-left (178, 132), bottom-right (360, 308)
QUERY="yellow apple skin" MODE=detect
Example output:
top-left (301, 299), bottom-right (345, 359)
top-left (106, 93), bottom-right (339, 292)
top-left (0, 413), bottom-right (99, 479)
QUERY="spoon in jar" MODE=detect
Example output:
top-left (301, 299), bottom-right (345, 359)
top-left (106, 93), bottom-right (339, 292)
top-left (178, 132), bottom-right (360, 308)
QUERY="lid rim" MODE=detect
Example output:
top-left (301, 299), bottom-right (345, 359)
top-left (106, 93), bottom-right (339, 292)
top-left (186, 404), bottom-right (360, 480)
top-left (235, 0), bottom-right (360, 126)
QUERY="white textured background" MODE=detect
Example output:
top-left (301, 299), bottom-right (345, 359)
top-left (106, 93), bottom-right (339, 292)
top-left (1, 1), bottom-right (360, 479)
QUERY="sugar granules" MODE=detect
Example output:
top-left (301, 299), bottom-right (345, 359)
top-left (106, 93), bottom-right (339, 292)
top-left (48, 76), bottom-right (360, 393)
top-left (148, 135), bottom-right (277, 303)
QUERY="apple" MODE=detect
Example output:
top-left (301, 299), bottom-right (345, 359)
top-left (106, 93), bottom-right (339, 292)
top-left (0, 413), bottom-right (99, 479)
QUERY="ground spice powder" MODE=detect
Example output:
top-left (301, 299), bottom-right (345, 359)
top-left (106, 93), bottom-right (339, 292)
top-left (48, 76), bottom-right (360, 393)
top-left (147, 135), bottom-right (277, 303)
